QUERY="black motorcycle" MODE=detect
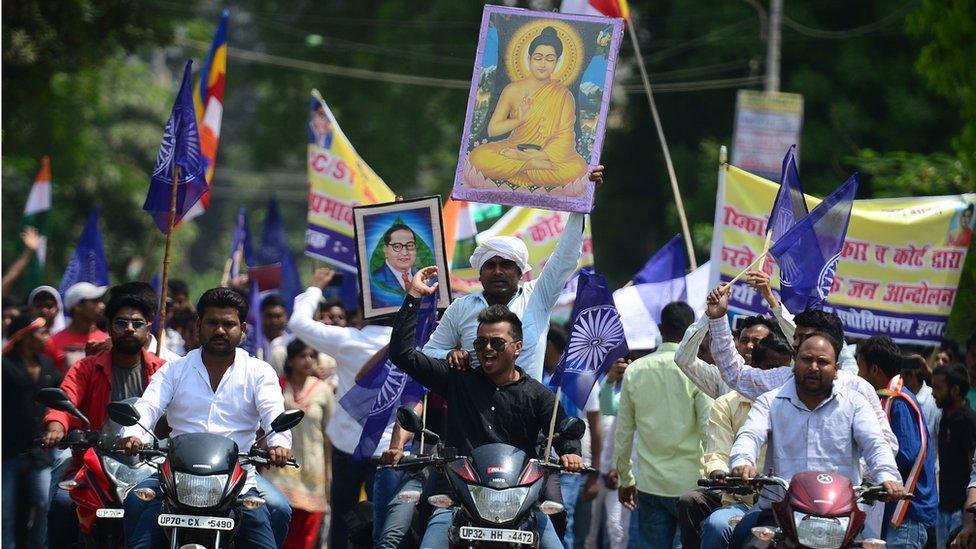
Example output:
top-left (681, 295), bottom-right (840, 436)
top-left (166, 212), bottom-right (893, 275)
top-left (386, 406), bottom-right (591, 548)
top-left (106, 401), bottom-right (302, 549)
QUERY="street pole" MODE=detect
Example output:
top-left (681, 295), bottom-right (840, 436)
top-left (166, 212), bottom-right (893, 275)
top-left (765, 0), bottom-right (783, 92)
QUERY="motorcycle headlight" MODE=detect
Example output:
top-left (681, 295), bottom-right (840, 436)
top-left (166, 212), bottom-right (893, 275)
top-left (102, 457), bottom-right (157, 503)
top-left (173, 472), bottom-right (228, 508)
top-left (468, 486), bottom-right (530, 524)
top-left (793, 512), bottom-right (850, 549)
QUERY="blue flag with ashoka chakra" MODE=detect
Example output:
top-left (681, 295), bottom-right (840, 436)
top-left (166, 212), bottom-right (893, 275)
top-left (549, 270), bottom-right (629, 410)
top-left (143, 60), bottom-right (207, 234)
top-left (770, 174), bottom-right (858, 313)
top-left (340, 294), bottom-right (436, 461)
top-left (766, 145), bottom-right (809, 241)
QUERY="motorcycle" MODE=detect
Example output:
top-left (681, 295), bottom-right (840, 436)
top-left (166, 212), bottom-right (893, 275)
top-left (385, 405), bottom-right (593, 548)
top-left (37, 388), bottom-right (160, 548)
top-left (697, 472), bottom-right (911, 549)
top-left (105, 400), bottom-right (303, 549)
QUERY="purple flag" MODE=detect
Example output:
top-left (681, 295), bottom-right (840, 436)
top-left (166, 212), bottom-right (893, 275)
top-left (228, 206), bottom-right (254, 280)
top-left (633, 234), bottom-right (687, 284)
top-left (257, 199), bottom-right (302, 313)
top-left (549, 271), bottom-right (630, 410)
top-left (769, 174), bottom-right (858, 312)
top-left (241, 278), bottom-right (270, 360)
top-left (340, 295), bottom-right (436, 461)
top-left (766, 145), bottom-right (808, 241)
top-left (59, 208), bottom-right (109, 296)
top-left (143, 60), bottom-right (207, 234)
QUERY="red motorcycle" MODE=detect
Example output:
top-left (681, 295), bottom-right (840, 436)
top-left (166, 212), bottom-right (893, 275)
top-left (698, 472), bottom-right (908, 549)
top-left (38, 388), bottom-right (160, 548)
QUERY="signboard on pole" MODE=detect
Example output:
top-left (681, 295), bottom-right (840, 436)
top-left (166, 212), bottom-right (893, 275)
top-left (731, 90), bottom-right (804, 181)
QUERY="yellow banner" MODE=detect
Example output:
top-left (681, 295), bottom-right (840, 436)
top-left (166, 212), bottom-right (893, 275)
top-left (449, 207), bottom-right (594, 295)
top-left (713, 164), bottom-right (975, 344)
top-left (305, 91), bottom-right (395, 270)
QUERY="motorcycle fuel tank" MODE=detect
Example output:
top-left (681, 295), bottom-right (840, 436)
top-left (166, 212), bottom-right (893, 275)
top-left (470, 443), bottom-right (531, 488)
top-left (786, 471), bottom-right (858, 516)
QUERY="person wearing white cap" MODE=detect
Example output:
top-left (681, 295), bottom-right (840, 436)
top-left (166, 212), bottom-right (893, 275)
top-left (47, 282), bottom-right (108, 373)
top-left (421, 166), bottom-right (604, 382)
top-left (28, 285), bottom-right (66, 334)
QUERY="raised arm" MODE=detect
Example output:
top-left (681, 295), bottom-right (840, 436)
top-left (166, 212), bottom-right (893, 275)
top-left (389, 269), bottom-right (452, 395)
top-left (531, 212), bottom-right (585, 306)
top-left (675, 314), bottom-right (731, 399)
top-left (288, 279), bottom-right (350, 358)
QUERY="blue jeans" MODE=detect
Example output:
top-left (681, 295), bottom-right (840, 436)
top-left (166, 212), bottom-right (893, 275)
top-left (2, 457), bottom-right (51, 549)
top-left (883, 517), bottom-right (928, 548)
top-left (329, 448), bottom-right (377, 549)
top-left (421, 507), bottom-right (563, 548)
top-left (559, 473), bottom-right (583, 548)
top-left (122, 474), bottom-right (276, 549)
top-left (255, 473), bottom-right (292, 547)
top-left (634, 492), bottom-right (681, 548)
top-left (47, 484), bottom-right (80, 548)
top-left (701, 503), bottom-right (749, 548)
top-left (729, 508), bottom-right (763, 549)
top-left (373, 468), bottom-right (423, 549)
top-left (938, 509), bottom-right (962, 549)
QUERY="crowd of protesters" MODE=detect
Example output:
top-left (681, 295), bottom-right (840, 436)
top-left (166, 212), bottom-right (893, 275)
top-left (3, 179), bottom-right (976, 549)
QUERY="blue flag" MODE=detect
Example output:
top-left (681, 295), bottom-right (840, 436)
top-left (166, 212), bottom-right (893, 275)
top-left (241, 277), bottom-right (270, 360)
top-left (770, 174), bottom-right (858, 312)
top-left (766, 145), bottom-right (808, 241)
top-left (340, 295), bottom-right (436, 461)
top-left (257, 199), bottom-right (302, 313)
top-left (143, 60), bottom-right (208, 234)
top-left (549, 271), bottom-right (630, 410)
top-left (59, 208), bottom-right (109, 296)
top-left (633, 234), bottom-right (687, 284)
top-left (228, 206), bottom-right (254, 280)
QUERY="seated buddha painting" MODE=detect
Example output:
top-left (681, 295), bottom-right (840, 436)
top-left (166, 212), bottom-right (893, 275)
top-left (453, 6), bottom-right (623, 213)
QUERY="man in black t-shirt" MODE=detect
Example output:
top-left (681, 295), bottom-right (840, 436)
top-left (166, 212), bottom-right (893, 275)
top-left (933, 362), bottom-right (976, 548)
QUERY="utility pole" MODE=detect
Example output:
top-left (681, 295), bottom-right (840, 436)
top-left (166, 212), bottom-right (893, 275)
top-left (765, 0), bottom-right (782, 92)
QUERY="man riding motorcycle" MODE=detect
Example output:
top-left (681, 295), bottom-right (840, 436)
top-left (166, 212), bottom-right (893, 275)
top-left (388, 266), bottom-right (584, 548)
top-left (41, 285), bottom-right (168, 547)
top-left (117, 287), bottom-right (293, 549)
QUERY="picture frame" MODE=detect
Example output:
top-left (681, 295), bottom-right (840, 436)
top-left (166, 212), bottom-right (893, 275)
top-left (353, 196), bottom-right (452, 319)
top-left (451, 5), bottom-right (624, 213)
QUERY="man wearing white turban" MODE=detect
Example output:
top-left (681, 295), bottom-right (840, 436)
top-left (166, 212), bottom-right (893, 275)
top-left (421, 166), bottom-right (604, 382)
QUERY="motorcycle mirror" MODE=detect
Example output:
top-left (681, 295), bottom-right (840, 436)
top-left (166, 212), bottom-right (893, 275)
top-left (556, 417), bottom-right (585, 441)
top-left (396, 406), bottom-right (424, 434)
top-left (36, 388), bottom-right (91, 429)
top-left (107, 402), bottom-right (142, 427)
top-left (270, 410), bottom-right (305, 433)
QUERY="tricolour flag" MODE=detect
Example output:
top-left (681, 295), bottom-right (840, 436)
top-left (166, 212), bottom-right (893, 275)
top-left (340, 294), bottom-right (436, 461)
top-left (769, 174), bottom-right (858, 312)
top-left (184, 10), bottom-right (229, 221)
top-left (143, 60), bottom-right (207, 234)
top-left (766, 145), bottom-right (808, 241)
top-left (560, 0), bottom-right (630, 18)
top-left (549, 271), bottom-right (629, 410)
top-left (21, 156), bottom-right (52, 289)
top-left (58, 208), bottom-right (109, 296)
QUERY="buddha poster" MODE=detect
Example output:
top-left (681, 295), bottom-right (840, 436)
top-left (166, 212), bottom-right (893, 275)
top-left (452, 6), bottom-right (624, 213)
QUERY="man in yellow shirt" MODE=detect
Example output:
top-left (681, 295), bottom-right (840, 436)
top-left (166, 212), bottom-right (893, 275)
top-left (615, 302), bottom-right (713, 548)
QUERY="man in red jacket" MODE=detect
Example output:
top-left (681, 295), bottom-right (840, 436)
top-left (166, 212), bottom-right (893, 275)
top-left (40, 284), bottom-right (167, 548)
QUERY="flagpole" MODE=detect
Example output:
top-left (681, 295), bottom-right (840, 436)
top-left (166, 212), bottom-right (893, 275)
top-left (543, 386), bottom-right (562, 465)
top-left (723, 231), bottom-right (773, 291)
top-left (626, 16), bottom-right (697, 270)
top-left (419, 394), bottom-right (428, 455)
top-left (155, 164), bottom-right (181, 356)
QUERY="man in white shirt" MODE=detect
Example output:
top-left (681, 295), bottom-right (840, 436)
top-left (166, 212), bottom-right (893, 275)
top-left (288, 268), bottom-right (411, 549)
top-left (119, 287), bottom-right (292, 549)
top-left (422, 167), bottom-right (603, 381)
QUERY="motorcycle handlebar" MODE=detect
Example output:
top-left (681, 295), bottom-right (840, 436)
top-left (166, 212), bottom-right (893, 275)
top-left (387, 456), bottom-right (444, 471)
top-left (538, 461), bottom-right (598, 475)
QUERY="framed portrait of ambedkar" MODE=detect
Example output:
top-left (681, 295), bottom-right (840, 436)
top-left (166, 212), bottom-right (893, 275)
top-left (451, 5), bottom-right (624, 213)
top-left (353, 197), bottom-right (451, 319)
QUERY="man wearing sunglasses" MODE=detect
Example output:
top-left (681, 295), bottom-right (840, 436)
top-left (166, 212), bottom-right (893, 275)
top-left (41, 284), bottom-right (168, 547)
top-left (390, 267), bottom-right (583, 548)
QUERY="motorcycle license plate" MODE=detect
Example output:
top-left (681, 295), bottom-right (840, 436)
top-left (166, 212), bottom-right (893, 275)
top-left (95, 508), bottom-right (124, 518)
top-left (459, 526), bottom-right (534, 545)
top-left (157, 514), bottom-right (235, 531)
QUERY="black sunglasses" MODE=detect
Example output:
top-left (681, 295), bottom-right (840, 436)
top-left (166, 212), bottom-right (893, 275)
top-left (473, 336), bottom-right (519, 353)
top-left (112, 318), bottom-right (148, 331)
